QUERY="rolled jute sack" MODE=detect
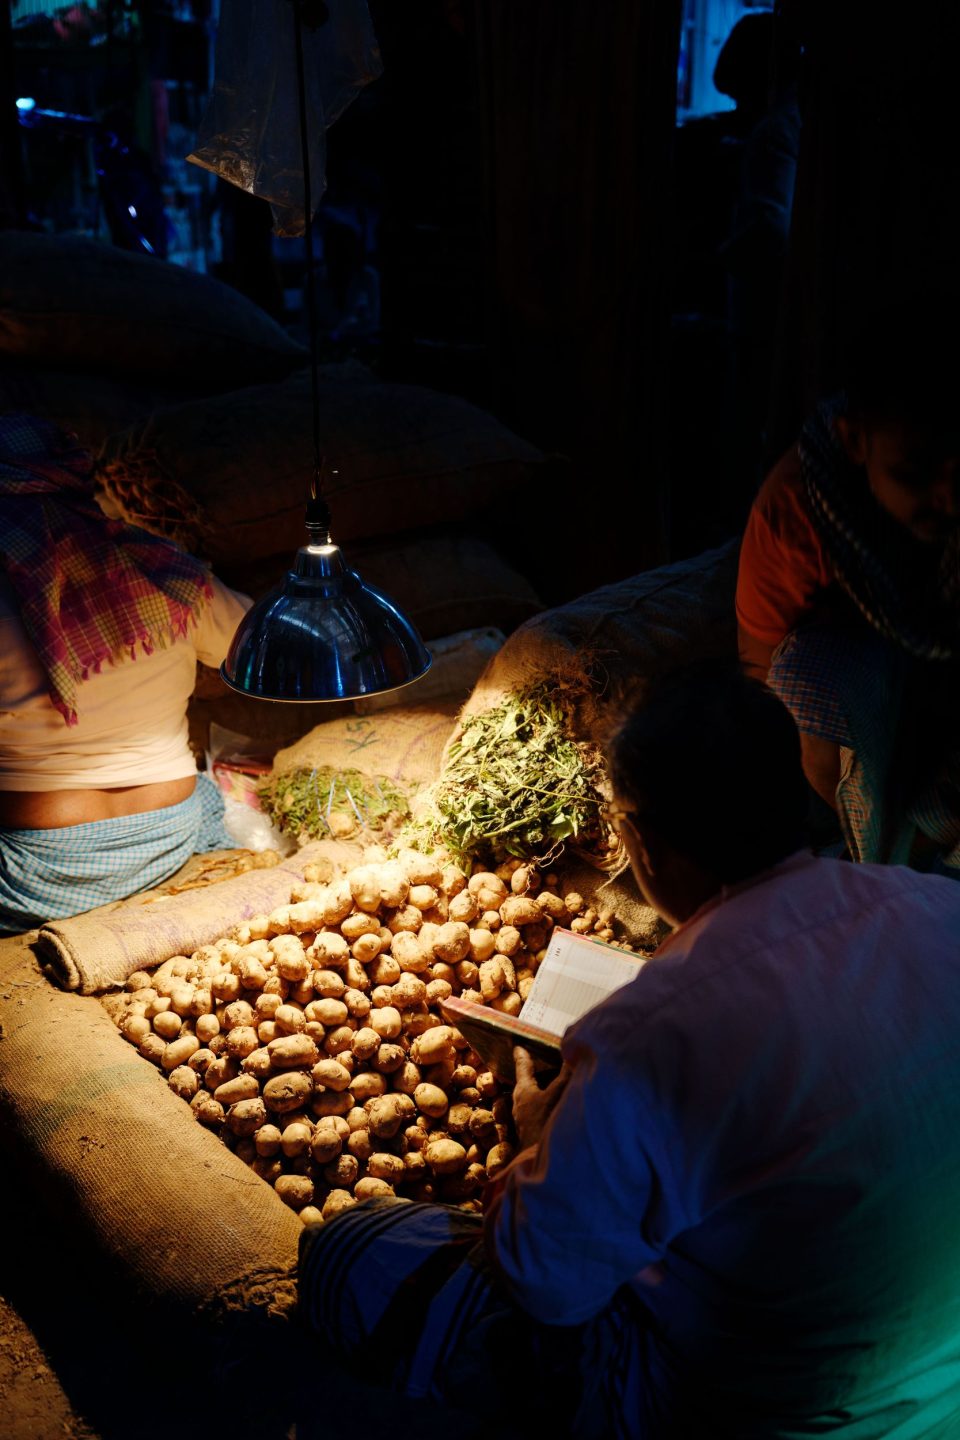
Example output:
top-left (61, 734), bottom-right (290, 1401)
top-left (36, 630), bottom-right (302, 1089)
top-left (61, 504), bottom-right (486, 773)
top-left (0, 934), bottom-right (302, 1331)
top-left (35, 839), bottom-right (363, 996)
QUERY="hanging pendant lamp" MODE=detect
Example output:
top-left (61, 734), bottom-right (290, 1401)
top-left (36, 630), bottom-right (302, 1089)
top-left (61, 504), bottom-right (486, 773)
top-left (220, 0), bottom-right (430, 703)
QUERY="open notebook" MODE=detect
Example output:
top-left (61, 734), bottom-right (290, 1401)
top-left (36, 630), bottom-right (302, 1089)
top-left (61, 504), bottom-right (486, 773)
top-left (440, 927), bottom-right (645, 1081)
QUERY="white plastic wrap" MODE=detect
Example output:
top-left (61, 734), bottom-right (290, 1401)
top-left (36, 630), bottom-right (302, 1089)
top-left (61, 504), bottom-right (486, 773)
top-left (188, 0), bottom-right (382, 236)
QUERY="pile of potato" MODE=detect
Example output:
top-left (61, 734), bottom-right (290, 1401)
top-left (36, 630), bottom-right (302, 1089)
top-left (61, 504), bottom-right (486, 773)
top-left (110, 847), bottom-right (624, 1224)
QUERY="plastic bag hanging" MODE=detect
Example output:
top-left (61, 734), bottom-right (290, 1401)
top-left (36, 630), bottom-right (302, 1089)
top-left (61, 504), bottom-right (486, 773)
top-left (187, 0), bottom-right (382, 237)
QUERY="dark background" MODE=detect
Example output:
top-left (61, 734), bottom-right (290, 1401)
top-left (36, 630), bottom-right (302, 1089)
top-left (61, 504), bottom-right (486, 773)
top-left (4, 0), bottom-right (960, 586)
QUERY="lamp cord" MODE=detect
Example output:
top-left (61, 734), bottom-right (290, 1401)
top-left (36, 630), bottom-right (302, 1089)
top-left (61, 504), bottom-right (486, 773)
top-left (293, 0), bottom-right (331, 540)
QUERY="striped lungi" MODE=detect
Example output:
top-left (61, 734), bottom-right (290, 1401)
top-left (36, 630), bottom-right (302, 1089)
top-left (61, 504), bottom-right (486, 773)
top-left (298, 1197), bottom-right (638, 1439)
top-left (0, 772), bottom-right (232, 934)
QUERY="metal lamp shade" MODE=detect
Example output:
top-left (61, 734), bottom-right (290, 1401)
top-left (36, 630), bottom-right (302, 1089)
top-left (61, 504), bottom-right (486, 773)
top-left (221, 540), bottom-right (431, 701)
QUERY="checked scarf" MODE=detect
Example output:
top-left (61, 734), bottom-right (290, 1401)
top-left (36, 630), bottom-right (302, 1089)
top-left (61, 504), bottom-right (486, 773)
top-left (0, 414), bottom-right (213, 725)
top-left (799, 397), bottom-right (960, 660)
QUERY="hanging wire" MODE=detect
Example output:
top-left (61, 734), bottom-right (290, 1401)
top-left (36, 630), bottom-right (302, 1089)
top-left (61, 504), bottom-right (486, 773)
top-left (293, 0), bottom-right (331, 538)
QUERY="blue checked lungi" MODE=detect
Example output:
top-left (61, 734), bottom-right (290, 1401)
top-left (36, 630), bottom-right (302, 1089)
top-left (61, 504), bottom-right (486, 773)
top-left (298, 1197), bottom-right (639, 1440)
top-left (0, 773), bottom-right (232, 934)
top-left (769, 622), bottom-right (960, 871)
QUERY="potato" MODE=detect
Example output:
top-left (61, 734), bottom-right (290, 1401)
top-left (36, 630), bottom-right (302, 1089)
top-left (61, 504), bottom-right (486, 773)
top-left (424, 1138), bottom-right (468, 1175)
top-left (352, 933), bottom-right (383, 966)
top-left (365, 1094), bottom-right (405, 1139)
top-left (271, 935), bottom-right (311, 982)
top-left (214, 1074), bottom-right (261, 1106)
top-left (433, 922), bottom-right (471, 965)
top-left (346, 865), bottom-right (381, 913)
top-left (273, 1004), bottom-right (307, 1036)
top-left (263, 1071), bottom-right (314, 1114)
top-left (409, 884), bottom-right (439, 912)
top-left (413, 1083), bottom-right (449, 1119)
top-left (195, 1013), bottom-right (220, 1046)
top-left (347, 1127), bottom-right (374, 1161)
top-left (368, 954), bottom-right (401, 987)
top-left (494, 926), bottom-right (521, 957)
top-left (309, 931), bottom-right (350, 968)
top-left (367, 1152), bottom-right (405, 1184)
top-left (535, 890), bottom-right (567, 921)
top-left (398, 848), bottom-right (443, 888)
top-left (162, 1033), bottom-right (200, 1071)
top-left (311, 1089), bottom-right (355, 1118)
top-left (226, 1097), bottom-right (267, 1136)
top-left (351, 1072), bottom-right (388, 1103)
top-left (446, 1102), bottom-right (473, 1135)
top-left (299, 1206), bottom-right (325, 1227)
top-left (490, 992), bottom-right (523, 1017)
top-left (312, 1058), bottom-right (353, 1092)
top-left (391, 931), bottom-right (428, 974)
top-left (341, 911), bottom-right (380, 942)
top-left (151, 1010), bottom-right (182, 1042)
top-left (350, 1026), bottom-right (381, 1062)
top-left (310, 1122), bottom-right (344, 1165)
top-left (410, 1026), bottom-right (456, 1068)
top-left (191, 1095), bottom-right (225, 1128)
top-left (373, 1043), bottom-right (405, 1074)
top-left (322, 1189), bottom-right (357, 1220)
top-left (369, 1006), bottom-right (402, 1041)
top-left (387, 904), bottom-right (423, 935)
top-left (324, 1154), bottom-right (360, 1189)
top-left (499, 897), bottom-right (541, 928)
top-left (189, 988), bottom-right (213, 1018)
top-left (267, 1033), bottom-right (320, 1069)
top-left (311, 997), bottom-right (350, 1028)
top-left (167, 1065), bottom-right (199, 1100)
top-left (468, 1109), bottom-right (498, 1142)
top-left (275, 1174), bottom-right (314, 1212)
top-left (223, 998), bottom-right (257, 1030)
top-left (478, 958), bottom-right (506, 1001)
top-left (392, 1060), bottom-right (422, 1095)
top-left (121, 1013), bottom-right (153, 1047)
top-left (484, 1142), bottom-right (515, 1179)
top-left (447, 889), bottom-right (478, 925)
top-left (344, 958), bottom-right (371, 993)
top-left (204, 1054), bottom-right (239, 1091)
top-left (468, 929), bottom-right (497, 964)
top-left (255, 1124), bottom-right (283, 1157)
top-left (257, 1020), bottom-right (278, 1045)
top-left (403, 1150), bottom-right (427, 1179)
top-left (168, 983), bottom-right (196, 1018)
top-left (424, 978), bottom-right (452, 1007)
top-left (375, 862), bottom-right (410, 910)
top-left (325, 1024), bottom-right (357, 1056)
top-left (312, 969), bottom-right (346, 999)
top-left (281, 1121), bottom-right (314, 1159)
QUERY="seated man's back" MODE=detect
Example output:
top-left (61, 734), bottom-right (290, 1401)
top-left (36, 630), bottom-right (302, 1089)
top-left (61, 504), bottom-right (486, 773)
top-left (489, 852), bottom-right (960, 1438)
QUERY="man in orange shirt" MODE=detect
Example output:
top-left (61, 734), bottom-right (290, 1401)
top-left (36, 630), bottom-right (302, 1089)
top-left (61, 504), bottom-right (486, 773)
top-left (736, 301), bottom-right (960, 868)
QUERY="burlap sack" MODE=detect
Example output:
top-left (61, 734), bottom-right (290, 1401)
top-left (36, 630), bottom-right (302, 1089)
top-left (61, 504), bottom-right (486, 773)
top-left (35, 839), bottom-right (362, 996)
top-left (454, 541), bottom-right (740, 742)
top-left (270, 704), bottom-right (459, 790)
top-left (95, 371), bottom-right (545, 563)
top-left (0, 934), bottom-right (303, 1329)
top-left (0, 230), bottom-right (306, 388)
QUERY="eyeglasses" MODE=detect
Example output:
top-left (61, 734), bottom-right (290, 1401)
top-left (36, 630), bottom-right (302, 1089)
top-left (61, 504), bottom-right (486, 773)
top-left (602, 803), bottom-right (642, 833)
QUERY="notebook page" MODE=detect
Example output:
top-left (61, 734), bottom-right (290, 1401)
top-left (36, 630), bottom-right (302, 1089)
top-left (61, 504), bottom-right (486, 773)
top-left (519, 928), bottom-right (643, 1037)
